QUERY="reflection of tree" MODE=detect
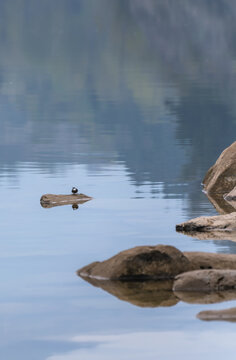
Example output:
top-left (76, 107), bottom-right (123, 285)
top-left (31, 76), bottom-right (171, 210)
top-left (1, 0), bottom-right (236, 207)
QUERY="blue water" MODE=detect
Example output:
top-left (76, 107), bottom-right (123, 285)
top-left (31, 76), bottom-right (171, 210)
top-left (1, 1), bottom-right (236, 359)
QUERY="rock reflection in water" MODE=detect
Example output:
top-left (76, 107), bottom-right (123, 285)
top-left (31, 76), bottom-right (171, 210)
top-left (205, 192), bottom-right (235, 215)
top-left (197, 307), bottom-right (236, 322)
top-left (78, 274), bottom-right (236, 309)
top-left (175, 291), bottom-right (236, 305)
top-left (78, 275), bottom-right (178, 308)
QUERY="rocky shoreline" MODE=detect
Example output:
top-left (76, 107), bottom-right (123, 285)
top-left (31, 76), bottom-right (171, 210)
top-left (78, 141), bottom-right (236, 321)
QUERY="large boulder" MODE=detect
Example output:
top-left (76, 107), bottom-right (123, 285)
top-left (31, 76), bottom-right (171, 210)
top-left (78, 245), bottom-right (191, 280)
top-left (173, 269), bottom-right (236, 292)
top-left (78, 245), bottom-right (236, 281)
top-left (176, 212), bottom-right (236, 233)
top-left (203, 141), bottom-right (236, 194)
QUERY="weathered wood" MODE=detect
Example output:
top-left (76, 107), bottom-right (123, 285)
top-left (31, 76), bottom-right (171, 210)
top-left (40, 193), bottom-right (92, 208)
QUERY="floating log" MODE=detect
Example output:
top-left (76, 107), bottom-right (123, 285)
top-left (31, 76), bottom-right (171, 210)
top-left (40, 193), bottom-right (92, 208)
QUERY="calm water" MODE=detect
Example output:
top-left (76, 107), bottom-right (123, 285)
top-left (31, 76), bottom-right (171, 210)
top-left (2, 1), bottom-right (236, 359)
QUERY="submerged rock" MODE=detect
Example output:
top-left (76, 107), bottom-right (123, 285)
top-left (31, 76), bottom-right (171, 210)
top-left (176, 212), bottom-right (236, 233)
top-left (197, 307), bottom-right (236, 322)
top-left (203, 141), bottom-right (236, 194)
top-left (78, 245), bottom-right (191, 280)
top-left (173, 269), bottom-right (236, 292)
top-left (40, 193), bottom-right (92, 208)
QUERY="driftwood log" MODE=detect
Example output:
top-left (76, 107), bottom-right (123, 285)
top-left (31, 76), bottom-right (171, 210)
top-left (40, 193), bottom-right (92, 208)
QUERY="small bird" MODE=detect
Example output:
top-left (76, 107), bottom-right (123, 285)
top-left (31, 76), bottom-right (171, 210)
top-left (72, 187), bottom-right (78, 194)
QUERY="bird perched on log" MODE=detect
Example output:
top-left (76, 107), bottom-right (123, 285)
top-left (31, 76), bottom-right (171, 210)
top-left (72, 187), bottom-right (78, 194)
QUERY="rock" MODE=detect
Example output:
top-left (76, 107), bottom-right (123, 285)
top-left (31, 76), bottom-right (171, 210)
top-left (203, 141), bottom-right (236, 194)
top-left (184, 251), bottom-right (236, 271)
top-left (78, 245), bottom-right (192, 280)
top-left (173, 269), bottom-right (236, 292)
top-left (197, 307), bottom-right (236, 322)
top-left (77, 245), bottom-right (236, 281)
top-left (78, 276), bottom-right (178, 307)
top-left (40, 193), bottom-right (92, 208)
top-left (224, 186), bottom-right (236, 201)
top-left (205, 192), bottom-right (235, 215)
top-left (176, 212), bottom-right (236, 232)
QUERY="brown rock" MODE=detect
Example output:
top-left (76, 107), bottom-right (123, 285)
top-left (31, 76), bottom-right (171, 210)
top-left (176, 212), bottom-right (236, 232)
top-left (197, 307), bottom-right (236, 322)
top-left (78, 245), bottom-right (191, 280)
top-left (40, 193), bottom-right (92, 208)
top-left (203, 141), bottom-right (236, 194)
top-left (184, 252), bottom-right (236, 271)
top-left (173, 269), bottom-right (236, 292)
top-left (78, 245), bottom-right (236, 281)
top-left (78, 276), bottom-right (178, 307)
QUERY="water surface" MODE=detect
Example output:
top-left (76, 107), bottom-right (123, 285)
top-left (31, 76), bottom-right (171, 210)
top-left (1, 1), bottom-right (236, 359)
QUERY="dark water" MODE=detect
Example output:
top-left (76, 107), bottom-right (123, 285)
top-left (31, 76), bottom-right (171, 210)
top-left (2, 1), bottom-right (236, 359)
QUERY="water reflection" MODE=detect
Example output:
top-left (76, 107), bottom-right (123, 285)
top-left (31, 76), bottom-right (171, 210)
top-left (78, 275), bottom-right (236, 308)
top-left (2, 1), bottom-right (236, 359)
top-left (1, 0), bottom-right (236, 213)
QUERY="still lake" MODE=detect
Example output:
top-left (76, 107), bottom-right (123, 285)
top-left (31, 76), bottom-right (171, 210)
top-left (1, 1), bottom-right (236, 359)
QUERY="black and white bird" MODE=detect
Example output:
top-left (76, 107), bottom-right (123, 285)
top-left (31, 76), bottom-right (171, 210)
top-left (72, 187), bottom-right (78, 194)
